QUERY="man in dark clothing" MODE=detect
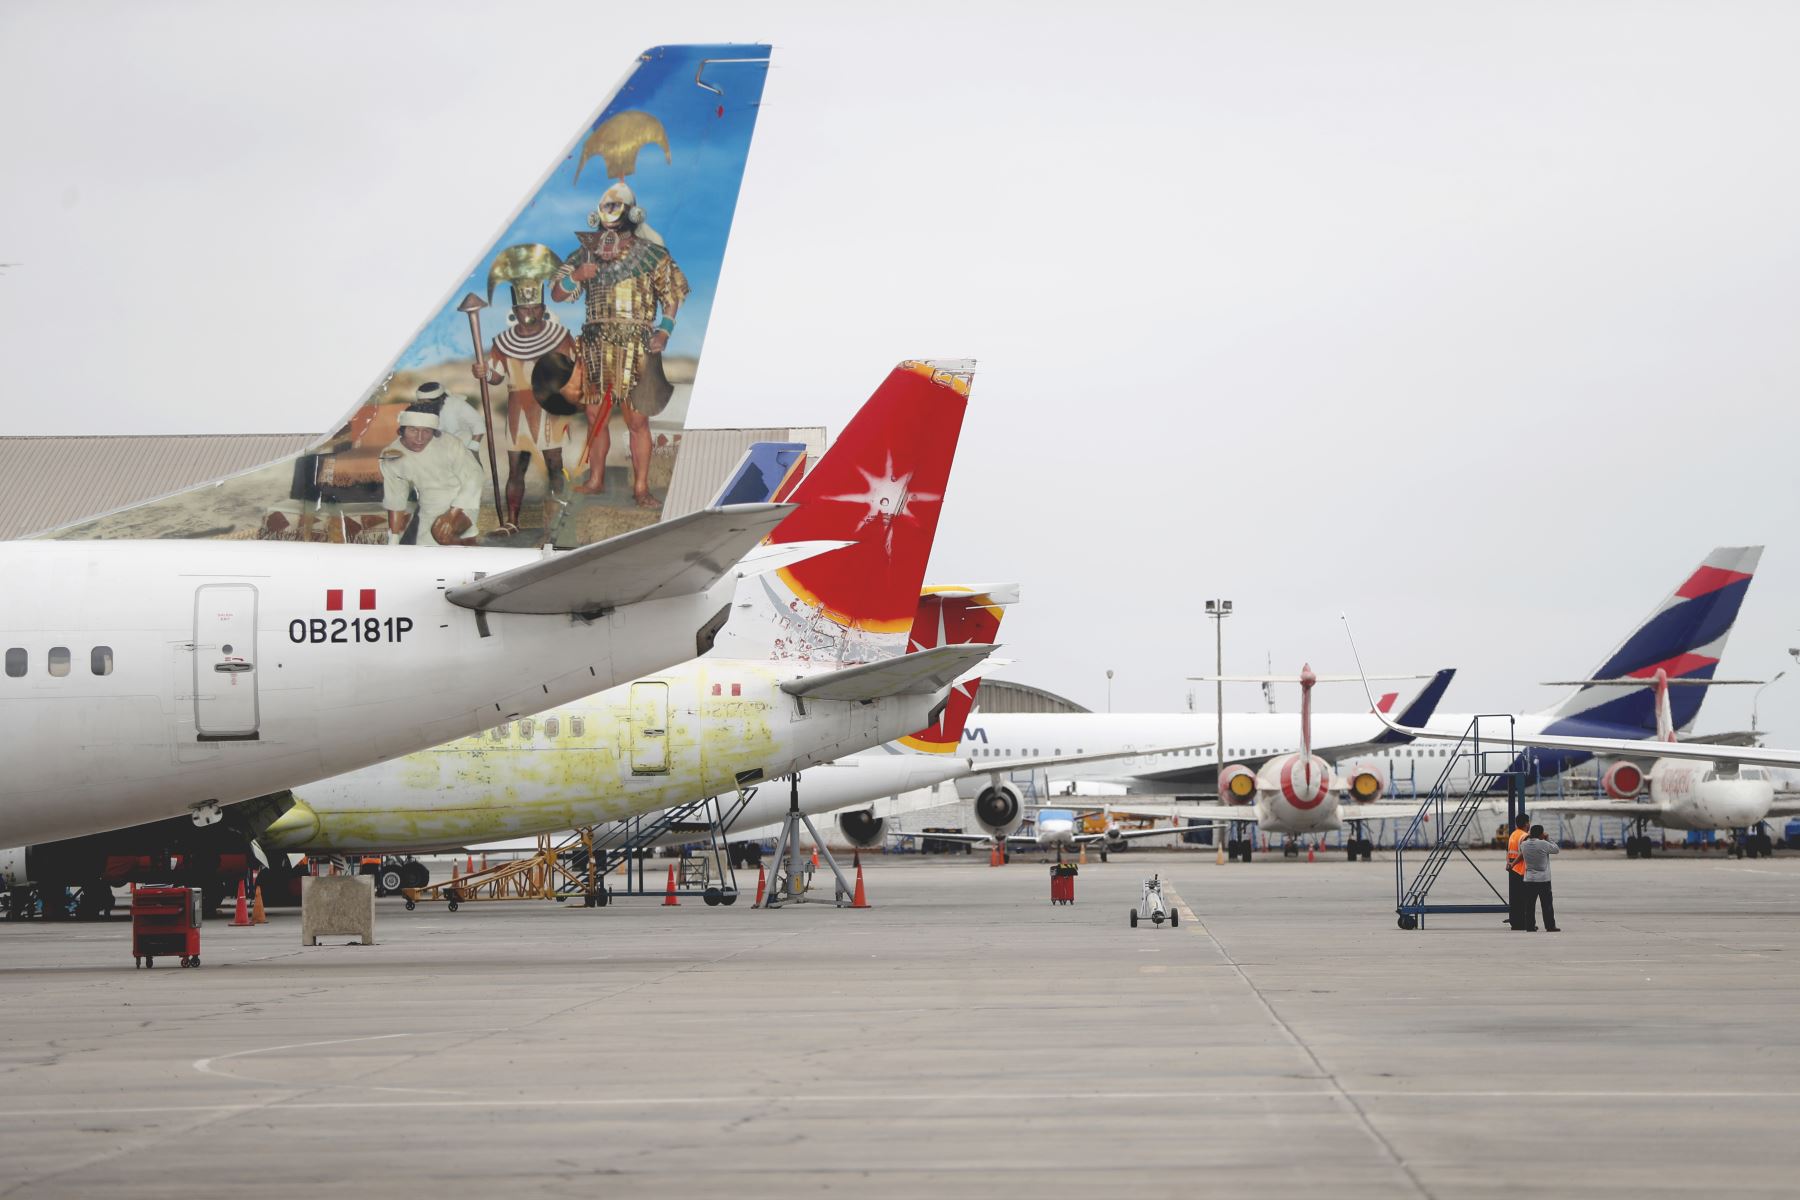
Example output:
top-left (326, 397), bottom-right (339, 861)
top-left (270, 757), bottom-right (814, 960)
top-left (1506, 813), bottom-right (1531, 930)
top-left (1520, 824), bottom-right (1561, 932)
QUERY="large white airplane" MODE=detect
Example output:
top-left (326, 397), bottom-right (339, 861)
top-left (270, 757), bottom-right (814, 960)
top-left (1369, 665), bottom-right (1800, 859)
top-left (0, 45), bottom-right (780, 850)
top-left (0, 364), bottom-right (997, 909)
top-left (931, 545), bottom-right (1764, 861)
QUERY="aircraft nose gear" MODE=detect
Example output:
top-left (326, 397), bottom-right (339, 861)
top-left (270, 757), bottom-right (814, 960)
top-left (1130, 874), bottom-right (1178, 929)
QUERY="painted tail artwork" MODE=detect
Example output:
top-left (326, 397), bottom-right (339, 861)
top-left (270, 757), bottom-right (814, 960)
top-left (710, 360), bottom-right (975, 667)
top-left (894, 585), bottom-right (1015, 754)
top-left (40, 44), bottom-right (772, 550)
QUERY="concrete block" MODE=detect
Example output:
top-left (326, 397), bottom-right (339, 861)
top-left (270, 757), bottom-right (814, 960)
top-left (300, 875), bottom-right (375, 946)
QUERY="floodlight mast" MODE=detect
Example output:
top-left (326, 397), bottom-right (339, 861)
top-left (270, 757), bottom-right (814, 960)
top-left (1205, 599), bottom-right (1232, 865)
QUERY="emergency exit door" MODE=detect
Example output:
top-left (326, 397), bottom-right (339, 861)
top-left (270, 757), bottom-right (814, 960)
top-left (193, 583), bottom-right (260, 741)
top-left (628, 682), bottom-right (669, 774)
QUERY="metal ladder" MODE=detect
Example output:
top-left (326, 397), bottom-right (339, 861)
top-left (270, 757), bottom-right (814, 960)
top-left (1394, 715), bottom-right (1521, 930)
top-left (575, 791), bottom-right (756, 898)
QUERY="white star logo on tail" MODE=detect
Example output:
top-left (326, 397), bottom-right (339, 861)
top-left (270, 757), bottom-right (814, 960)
top-left (825, 454), bottom-right (939, 556)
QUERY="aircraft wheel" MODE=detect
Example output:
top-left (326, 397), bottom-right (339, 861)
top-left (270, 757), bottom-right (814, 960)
top-left (378, 867), bottom-right (404, 895)
top-left (1129, 909), bottom-right (1138, 927)
top-left (401, 861), bottom-right (430, 890)
top-left (1170, 909), bottom-right (1179, 927)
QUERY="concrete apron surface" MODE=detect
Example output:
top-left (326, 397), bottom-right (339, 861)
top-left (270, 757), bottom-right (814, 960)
top-left (2, 852), bottom-right (1799, 1199)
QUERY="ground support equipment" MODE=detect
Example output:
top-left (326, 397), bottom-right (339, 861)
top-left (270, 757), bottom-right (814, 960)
top-left (1130, 874), bottom-right (1175, 928)
top-left (1394, 715), bottom-right (1521, 930)
top-left (132, 885), bottom-right (202, 968)
top-left (761, 776), bottom-right (855, 908)
top-left (1050, 862), bottom-right (1078, 905)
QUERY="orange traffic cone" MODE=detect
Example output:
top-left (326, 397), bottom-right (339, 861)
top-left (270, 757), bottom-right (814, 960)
top-left (466, 854), bottom-right (475, 875)
top-left (251, 885), bottom-right (267, 925)
top-left (752, 866), bottom-right (766, 907)
top-left (989, 845), bottom-right (1002, 868)
top-left (1079, 843), bottom-right (1088, 865)
top-left (810, 845), bottom-right (819, 870)
top-left (1307, 844), bottom-right (1316, 863)
top-left (662, 864), bottom-right (680, 906)
top-left (231, 879), bottom-right (250, 926)
top-left (851, 864), bottom-right (870, 909)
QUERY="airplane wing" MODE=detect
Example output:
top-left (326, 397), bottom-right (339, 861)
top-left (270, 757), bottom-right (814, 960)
top-left (1527, 799), bottom-right (1677, 820)
top-left (1073, 823), bottom-right (1202, 844)
top-left (1364, 707), bottom-right (1800, 771)
top-left (780, 644), bottom-right (999, 703)
top-left (445, 503), bottom-right (794, 615)
top-left (1098, 801), bottom-right (1431, 824)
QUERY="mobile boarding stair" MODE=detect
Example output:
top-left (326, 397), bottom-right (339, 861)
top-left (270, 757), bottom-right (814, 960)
top-left (1394, 715), bottom-right (1524, 931)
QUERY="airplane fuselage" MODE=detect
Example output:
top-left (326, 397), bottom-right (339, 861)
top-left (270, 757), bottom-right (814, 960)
top-left (0, 540), bottom-right (727, 845)
top-left (264, 660), bottom-right (941, 853)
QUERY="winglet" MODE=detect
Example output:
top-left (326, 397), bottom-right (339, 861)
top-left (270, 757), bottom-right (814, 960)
top-left (1371, 668), bottom-right (1457, 745)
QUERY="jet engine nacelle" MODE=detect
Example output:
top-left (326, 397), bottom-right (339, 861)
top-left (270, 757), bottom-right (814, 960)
top-left (973, 781), bottom-right (1026, 838)
top-left (1602, 761), bottom-right (1646, 800)
top-left (1218, 765), bottom-right (1257, 805)
top-left (1341, 761), bottom-right (1389, 803)
top-left (837, 808), bottom-right (889, 849)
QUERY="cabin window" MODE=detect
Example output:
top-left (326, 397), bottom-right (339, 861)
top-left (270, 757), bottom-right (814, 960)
top-left (48, 647), bottom-right (71, 678)
top-left (545, 716), bottom-right (559, 738)
top-left (91, 646), bottom-right (113, 676)
top-left (519, 718), bottom-right (535, 738)
top-left (5, 648), bottom-right (25, 678)
top-left (571, 716), bottom-right (585, 738)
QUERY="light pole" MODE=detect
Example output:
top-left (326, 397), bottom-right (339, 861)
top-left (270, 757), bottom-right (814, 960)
top-left (1106, 669), bottom-right (1114, 714)
top-left (1205, 599), bottom-right (1232, 864)
top-left (1753, 669), bottom-right (1787, 736)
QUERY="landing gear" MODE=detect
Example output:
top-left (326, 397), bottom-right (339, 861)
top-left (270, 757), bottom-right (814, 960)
top-left (1740, 825), bottom-right (1774, 859)
top-left (1281, 837), bottom-right (1299, 859)
top-left (1624, 821), bottom-right (1654, 860)
top-left (1346, 822), bottom-right (1373, 862)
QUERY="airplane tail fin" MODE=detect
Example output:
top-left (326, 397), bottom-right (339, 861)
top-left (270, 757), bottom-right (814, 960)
top-left (40, 44), bottom-right (772, 550)
top-left (893, 585), bottom-right (1016, 754)
top-left (708, 361), bottom-right (974, 665)
top-left (1546, 546), bottom-right (1763, 735)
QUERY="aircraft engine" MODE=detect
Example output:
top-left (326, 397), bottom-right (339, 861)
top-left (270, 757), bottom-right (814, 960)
top-left (1344, 765), bottom-right (1388, 803)
top-left (1218, 765), bottom-right (1257, 805)
top-left (837, 808), bottom-right (888, 849)
top-left (1602, 761), bottom-right (1646, 800)
top-left (973, 781), bottom-right (1025, 838)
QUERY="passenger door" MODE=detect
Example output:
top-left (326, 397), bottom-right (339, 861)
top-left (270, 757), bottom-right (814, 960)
top-left (628, 681), bottom-right (669, 774)
top-left (192, 583), bottom-right (260, 741)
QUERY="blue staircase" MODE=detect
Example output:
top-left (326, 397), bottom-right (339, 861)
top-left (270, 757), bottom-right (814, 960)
top-left (1394, 715), bottom-right (1522, 930)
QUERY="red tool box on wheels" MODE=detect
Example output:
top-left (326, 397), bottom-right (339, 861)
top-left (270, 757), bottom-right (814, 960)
top-left (1050, 862), bottom-right (1078, 905)
top-left (131, 886), bottom-right (202, 968)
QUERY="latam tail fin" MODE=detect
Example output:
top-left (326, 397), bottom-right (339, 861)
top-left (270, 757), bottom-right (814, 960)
top-left (893, 585), bottom-right (1015, 754)
top-left (40, 45), bottom-right (771, 550)
top-left (708, 361), bottom-right (974, 665)
top-left (1546, 546), bottom-right (1763, 736)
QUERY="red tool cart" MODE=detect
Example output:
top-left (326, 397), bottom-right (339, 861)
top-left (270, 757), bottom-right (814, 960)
top-left (1050, 862), bottom-right (1079, 905)
top-left (132, 886), bottom-right (202, 968)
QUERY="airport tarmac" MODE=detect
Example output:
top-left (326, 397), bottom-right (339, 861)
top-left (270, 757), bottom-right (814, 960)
top-left (4, 851), bottom-right (1800, 1198)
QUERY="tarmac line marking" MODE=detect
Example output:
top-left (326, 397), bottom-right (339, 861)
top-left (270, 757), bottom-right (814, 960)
top-left (1162, 880), bottom-right (1433, 1200)
top-left (13, 1089), bottom-right (1800, 1121)
top-left (194, 1031), bottom-right (493, 1095)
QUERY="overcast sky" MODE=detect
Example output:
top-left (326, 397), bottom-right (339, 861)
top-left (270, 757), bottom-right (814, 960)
top-left (3, 2), bottom-right (1798, 741)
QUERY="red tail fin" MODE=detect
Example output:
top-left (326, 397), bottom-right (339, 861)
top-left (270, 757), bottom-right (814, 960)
top-left (771, 362), bottom-right (970, 635)
top-left (895, 585), bottom-right (1010, 753)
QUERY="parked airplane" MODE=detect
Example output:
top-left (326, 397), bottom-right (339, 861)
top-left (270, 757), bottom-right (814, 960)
top-left (0, 45), bottom-right (776, 849)
top-left (1368, 665), bottom-right (1800, 859)
top-left (954, 545), bottom-right (1762, 856)
top-left (0, 361), bottom-right (988, 910)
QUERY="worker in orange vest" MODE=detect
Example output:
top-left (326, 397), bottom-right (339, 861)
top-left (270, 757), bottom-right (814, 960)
top-left (1506, 812), bottom-right (1531, 930)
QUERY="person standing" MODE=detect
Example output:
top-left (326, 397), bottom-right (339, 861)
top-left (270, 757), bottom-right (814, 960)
top-left (1506, 812), bottom-right (1531, 930)
top-left (1520, 825), bottom-right (1561, 932)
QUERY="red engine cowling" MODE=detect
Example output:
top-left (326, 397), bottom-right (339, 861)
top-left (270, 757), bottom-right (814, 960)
top-left (1218, 765), bottom-right (1257, 805)
top-left (1602, 761), bottom-right (1645, 799)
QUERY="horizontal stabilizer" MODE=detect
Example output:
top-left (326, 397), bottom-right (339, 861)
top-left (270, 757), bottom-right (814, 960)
top-left (446, 503), bottom-right (793, 615)
top-left (780, 643), bottom-right (999, 703)
top-left (1539, 677), bottom-right (1764, 687)
top-left (1190, 673), bottom-right (1433, 684)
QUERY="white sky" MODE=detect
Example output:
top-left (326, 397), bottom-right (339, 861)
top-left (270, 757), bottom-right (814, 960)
top-left (3, 1), bottom-right (1798, 741)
